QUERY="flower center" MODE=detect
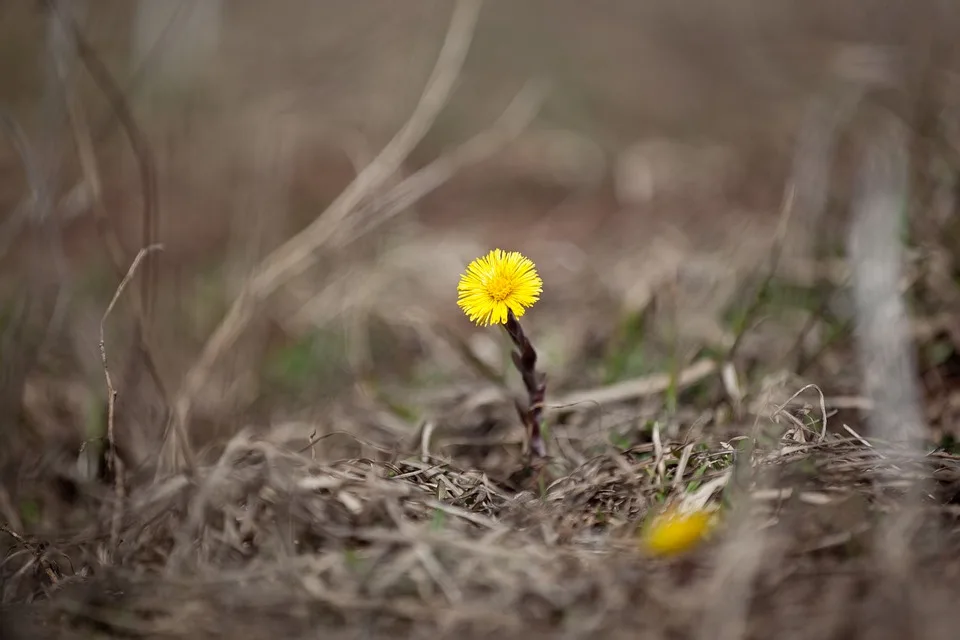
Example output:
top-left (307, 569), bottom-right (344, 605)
top-left (487, 278), bottom-right (514, 302)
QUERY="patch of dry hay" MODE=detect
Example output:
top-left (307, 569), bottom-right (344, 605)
top-left (5, 423), bottom-right (960, 639)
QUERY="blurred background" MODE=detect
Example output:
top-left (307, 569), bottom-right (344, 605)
top-left (3, 0), bottom-right (960, 525)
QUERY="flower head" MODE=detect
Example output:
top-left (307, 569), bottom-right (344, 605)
top-left (640, 506), bottom-right (716, 557)
top-left (457, 249), bottom-right (543, 326)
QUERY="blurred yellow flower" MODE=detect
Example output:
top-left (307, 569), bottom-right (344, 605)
top-left (457, 249), bottom-right (543, 326)
top-left (640, 506), bottom-right (716, 557)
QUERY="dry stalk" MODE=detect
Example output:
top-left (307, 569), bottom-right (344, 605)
top-left (100, 243), bottom-right (164, 553)
top-left (338, 80), bottom-right (545, 246)
top-left (504, 311), bottom-right (547, 459)
top-left (51, 4), bottom-right (175, 471)
top-left (847, 115), bottom-right (932, 571)
top-left (549, 358), bottom-right (718, 413)
top-left (0, 523), bottom-right (60, 588)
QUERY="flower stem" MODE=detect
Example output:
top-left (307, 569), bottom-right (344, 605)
top-left (503, 310), bottom-right (547, 459)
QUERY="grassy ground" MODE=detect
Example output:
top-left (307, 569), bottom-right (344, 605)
top-left (4, 402), bottom-right (960, 639)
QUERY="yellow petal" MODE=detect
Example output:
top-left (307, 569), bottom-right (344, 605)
top-left (640, 507), bottom-right (715, 557)
top-left (457, 249), bottom-right (543, 326)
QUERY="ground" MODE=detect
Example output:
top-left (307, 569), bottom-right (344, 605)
top-left (5, 420), bottom-right (960, 639)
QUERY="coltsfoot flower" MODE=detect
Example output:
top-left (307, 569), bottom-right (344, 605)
top-left (640, 506), bottom-right (716, 557)
top-left (457, 249), bottom-right (543, 326)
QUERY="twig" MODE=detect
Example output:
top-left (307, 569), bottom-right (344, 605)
top-left (504, 310), bottom-right (547, 459)
top-left (160, 0), bottom-right (489, 473)
top-left (549, 358), bottom-right (718, 413)
top-left (420, 421), bottom-right (438, 463)
top-left (100, 243), bottom-right (163, 553)
top-left (772, 383), bottom-right (829, 443)
top-left (0, 522), bottom-right (28, 545)
top-left (0, 523), bottom-right (61, 586)
top-left (339, 81), bottom-right (545, 245)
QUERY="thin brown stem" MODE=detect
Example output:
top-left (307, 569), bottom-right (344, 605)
top-left (100, 243), bottom-right (163, 555)
top-left (503, 310), bottom-right (547, 459)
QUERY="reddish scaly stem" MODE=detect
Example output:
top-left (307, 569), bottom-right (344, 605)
top-left (503, 310), bottom-right (547, 459)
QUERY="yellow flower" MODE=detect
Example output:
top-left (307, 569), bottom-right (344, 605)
top-left (640, 506), bottom-right (716, 557)
top-left (457, 249), bottom-right (543, 326)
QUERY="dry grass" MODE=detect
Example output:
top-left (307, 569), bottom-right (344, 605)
top-left (4, 405), bottom-right (960, 639)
